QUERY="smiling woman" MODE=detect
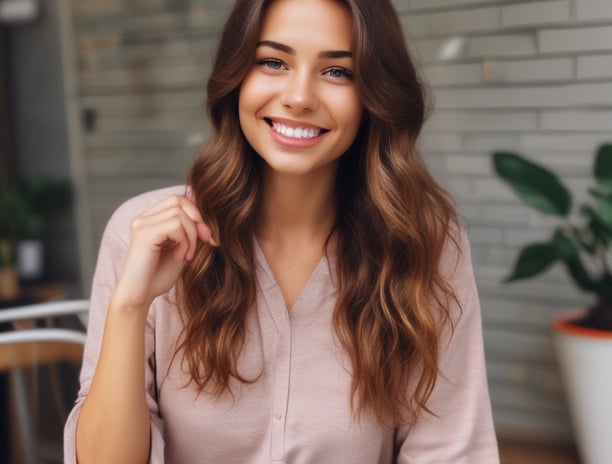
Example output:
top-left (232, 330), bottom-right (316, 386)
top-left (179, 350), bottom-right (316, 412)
top-left (239, 1), bottom-right (362, 179)
top-left (65, 1), bottom-right (499, 463)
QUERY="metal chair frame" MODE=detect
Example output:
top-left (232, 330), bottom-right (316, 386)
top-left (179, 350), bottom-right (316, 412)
top-left (0, 299), bottom-right (88, 464)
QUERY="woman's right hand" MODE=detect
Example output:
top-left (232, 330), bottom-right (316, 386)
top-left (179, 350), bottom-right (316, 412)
top-left (112, 195), bottom-right (216, 311)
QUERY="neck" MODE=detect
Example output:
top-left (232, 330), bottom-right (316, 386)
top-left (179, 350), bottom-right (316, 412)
top-left (255, 165), bottom-right (337, 247)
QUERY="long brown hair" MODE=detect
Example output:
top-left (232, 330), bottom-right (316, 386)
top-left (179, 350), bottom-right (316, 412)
top-left (176, 0), bottom-right (459, 427)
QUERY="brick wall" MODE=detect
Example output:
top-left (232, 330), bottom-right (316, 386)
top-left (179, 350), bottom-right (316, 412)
top-left (69, 0), bottom-right (612, 442)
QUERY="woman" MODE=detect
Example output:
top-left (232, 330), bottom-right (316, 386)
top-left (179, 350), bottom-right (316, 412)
top-left (65, 0), bottom-right (499, 462)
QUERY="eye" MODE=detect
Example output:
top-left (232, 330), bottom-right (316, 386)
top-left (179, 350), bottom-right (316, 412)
top-left (257, 58), bottom-right (286, 71)
top-left (324, 67), bottom-right (353, 80)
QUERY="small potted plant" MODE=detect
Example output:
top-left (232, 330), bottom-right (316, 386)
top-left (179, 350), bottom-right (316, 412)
top-left (492, 143), bottom-right (612, 464)
top-left (0, 175), bottom-right (72, 284)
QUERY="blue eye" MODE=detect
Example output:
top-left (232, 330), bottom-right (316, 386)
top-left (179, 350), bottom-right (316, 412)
top-left (258, 58), bottom-right (285, 70)
top-left (325, 67), bottom-right (353, 80)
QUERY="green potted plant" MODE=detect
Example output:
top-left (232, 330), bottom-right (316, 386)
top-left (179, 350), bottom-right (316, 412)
top-left (0, 175), bottom-right (71, 283)
top-left (492, 143), bottom-right (612, 464)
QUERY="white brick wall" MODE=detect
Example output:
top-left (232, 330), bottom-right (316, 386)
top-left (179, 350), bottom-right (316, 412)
top-left (482, 58), bottom-right (573, 83)
top-left (520, 133), bottom-right (612, 151)
top-left (402, 0), bottom-right (612, 442)
top-left (435, 83), bottom-right (612, 109)
top-left (575, 0), bottom-right (612, 19)
top-left (428, 110), bottom-right (539, 131)
top-left (540, 109), bottom-right (612, 130)
top-left (578, 54), bottom-right (612, 78)
top-left (404, 7), bottom-right (501, 38)
top-left (540, 25), bottom-right (612, 53)
top-left (501, 1), bottom-right (572, 28)
top-left (420, 132), bottom-right (464, 152)
top-left (402, 0), bottom-right (507, 10)
top-left (463, 133), bottom-right (521, 151)
top-left (467, 34), bottom-right (538, 58)
top-left (422, 63), bottom-right (482, 85)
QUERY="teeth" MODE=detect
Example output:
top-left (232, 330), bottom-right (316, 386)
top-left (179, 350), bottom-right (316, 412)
top-left (272, 122), bottom-right (321, 139)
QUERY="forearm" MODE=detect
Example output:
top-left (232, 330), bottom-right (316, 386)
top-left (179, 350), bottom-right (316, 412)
top-left (75, 300), bottom-right (152, 464)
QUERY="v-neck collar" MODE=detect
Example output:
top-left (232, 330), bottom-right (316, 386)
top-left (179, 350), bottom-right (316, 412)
top-left (253, 237), bottom-right (333, 313)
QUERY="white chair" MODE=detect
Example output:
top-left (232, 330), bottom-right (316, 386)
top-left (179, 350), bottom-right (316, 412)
top-left (0, 299), bottom-right (89, 464)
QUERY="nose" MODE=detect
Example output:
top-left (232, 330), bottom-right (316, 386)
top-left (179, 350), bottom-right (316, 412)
top-left (280, 70), bottom-right (319, 113)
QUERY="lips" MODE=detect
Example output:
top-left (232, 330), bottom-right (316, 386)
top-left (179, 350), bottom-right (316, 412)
top-left (264, 118), bottom-right (328, 140)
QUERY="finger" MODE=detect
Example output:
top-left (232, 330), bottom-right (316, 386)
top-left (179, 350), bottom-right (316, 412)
top-left (155, 213), bottom-right (199, 261)
top-left (140, 195), bottom-right (218, 247)
top-left (200, 224), bottom-right (219, 247)
top-left (139, 195), bottom-right (187, 217)
top-left (161, 234), bottom-right (190, 263)
top-left (178, 200), bottom-right (218, 246)
top-left (134, 204), bottom-right (195, 230)
top-left (137, 206), bottom-right (217, 250)
top-left (134, 209), bottom-right (199, 260)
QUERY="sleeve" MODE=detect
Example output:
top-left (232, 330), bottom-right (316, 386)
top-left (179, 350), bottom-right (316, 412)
top-left (63, 199), bottom-right (166, 463)
top-left (395, 229), bottom-right (500, 463)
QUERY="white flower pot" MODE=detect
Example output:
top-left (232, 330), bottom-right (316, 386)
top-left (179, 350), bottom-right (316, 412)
top-left (16, 239), bottom-right (44, 280)
top-left (554, 313), bottom-right (612, 464)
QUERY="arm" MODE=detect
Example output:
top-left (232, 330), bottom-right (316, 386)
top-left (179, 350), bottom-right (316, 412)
top-left (396, 230), bottom-right (500, 463)
top-left (75, 297), bottom-right (152, 464)
top-left (64, 192), bottom-right (213, 464)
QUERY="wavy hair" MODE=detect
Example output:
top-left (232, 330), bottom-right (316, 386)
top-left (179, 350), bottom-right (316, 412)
top-left (176, 0), bottom-right (459, 427)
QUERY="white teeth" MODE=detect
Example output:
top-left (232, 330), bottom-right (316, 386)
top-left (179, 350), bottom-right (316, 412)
top-left (272, 122), bottom-right (321, 139)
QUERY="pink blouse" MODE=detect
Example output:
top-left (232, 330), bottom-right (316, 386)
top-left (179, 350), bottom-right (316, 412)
top-left (64, 186), bottom-right (499, 463)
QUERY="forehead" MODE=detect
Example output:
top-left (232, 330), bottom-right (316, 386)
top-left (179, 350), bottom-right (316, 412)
top-left (260, 0), bottom-right (353, 49)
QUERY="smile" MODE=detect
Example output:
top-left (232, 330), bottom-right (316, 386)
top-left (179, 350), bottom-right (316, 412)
top-left (265, 118), bottom-right (326, 139)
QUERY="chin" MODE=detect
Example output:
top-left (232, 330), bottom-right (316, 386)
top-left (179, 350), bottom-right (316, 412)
top-left (261, 158), bottom-right (320, 177)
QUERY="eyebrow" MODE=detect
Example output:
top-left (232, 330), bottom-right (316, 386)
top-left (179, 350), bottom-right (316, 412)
top-left (257, 40), bottom-right (353, 59)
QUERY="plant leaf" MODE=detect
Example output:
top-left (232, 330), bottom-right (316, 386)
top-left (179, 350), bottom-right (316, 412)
top-left (492, 152), bottom-right (572, 217)
top-left (581, 205), bottom-right (612, 246)
top-left (588, 187), bottom-right (612, 201)
top-left (552, 229), bottom-right (579, 259)
top-left (597, 193), bottom-right (612, 227)
top-left (552, 229), bottom-right (598, 292)
top-left (594, 144), bottom-right (612, 192)
top-left (572, 224), bottom-right (598, 255)
top-left (505, 242), bottom-right (558, 282)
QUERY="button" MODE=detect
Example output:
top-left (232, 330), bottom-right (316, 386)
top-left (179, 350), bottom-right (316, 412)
top-left (274, 413), bottom-right (283, 420)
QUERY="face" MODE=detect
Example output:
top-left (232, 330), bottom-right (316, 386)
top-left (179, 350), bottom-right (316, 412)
top-left (238, 0), bottom-right (363, 179)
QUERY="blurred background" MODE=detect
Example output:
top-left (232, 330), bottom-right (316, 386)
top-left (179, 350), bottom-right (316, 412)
top-left (1, 0), bottom-right (612, 462)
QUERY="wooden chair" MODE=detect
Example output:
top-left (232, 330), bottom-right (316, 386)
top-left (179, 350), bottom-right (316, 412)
top-left (0, 299), bottom-right (88, 464)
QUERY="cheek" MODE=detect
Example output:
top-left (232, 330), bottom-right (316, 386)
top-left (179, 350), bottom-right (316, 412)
top-left (238, 81), bottom-right (260, 138)
top-left (238, 74), bottom-right (262, 115)
top-left (237, 98), bottom-right (249, 140)
top-left (332, 90), bottom-right (363, 132)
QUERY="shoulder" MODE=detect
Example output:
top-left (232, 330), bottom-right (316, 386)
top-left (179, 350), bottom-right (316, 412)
top-left (438, 223), bottom-right (474, 286)
top-left (104, 185), bottom-right (187, 243)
